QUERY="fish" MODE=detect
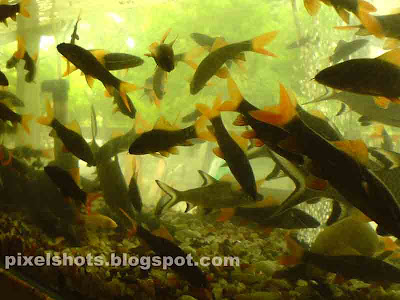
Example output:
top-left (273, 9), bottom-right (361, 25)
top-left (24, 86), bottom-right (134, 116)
top-left (0, 102), bottom-right (32, 134)
top-left (57, 43), bottom-right (139, 113)
top-left (11, 145), bottom-right (53, 161)
top-left (141, 76), bottom-right (161, 107)
top-left (70, 11), bottom-right (81, 45)
top-left (286, 35), bottom-right (320, 49)
top-left (37, 100), bottom-right (96, 166)
top-left (329, 39), bottom-right (369, 64)
top-left (0, 0), bottom-right (30, 26)
top-left (0, 70), bottom-right (8, 88)
top-left (152, 66), bottom-right (166, 101)
top-left (128, 115), bottom-right (213, 157)
top-left (148, 49), bottom-right (200, 103)
top-left (196, 96), bottom-right (260, 200)
top-left (190, 32), bottom-right (237, 68)
top-left (128, 157), bottom-right (142, 213)
top-left (105, 88), bottom-right (136, 119)
top-left (7, 36), bottom-right (37, 83)
top-left (311, 217), bottom-right (379, 257)
top-left (0, 90), bottom-right (24, 107)
top-left (44, 165), bottom-right (87, 205)
top-left (304, 0), bottom-right (382, 38)
top-left (155, 170), bottom-right (264, 215)
top-left (335, 12), bottom-right (400, 49)
top-left (90, 108), bottom-right (137, 228)
top-left (182, 109), bottom-right (202, 123)
top-left (121, 210), bottom-right (210, 289)
top-left (190, 31), bottom-right (278, 95)
top-left (234, 206), bottom-right (321, 229)
top-left (80, 214), bottom-right (118, 230)
top-left (249, 84), bottom-right (400, 238)
top-left (103, 52), bottom-right (144, 70)
top-left (145, 28), bottom-right (177, 72)
top-left (21, 49), bottom-right (37, 83)
top-left (315, 49), bottom-right (400, 107)
top-left (280, 234), bottom-right (400, 284)
top-left (304, 89), bottom-right (400, 127)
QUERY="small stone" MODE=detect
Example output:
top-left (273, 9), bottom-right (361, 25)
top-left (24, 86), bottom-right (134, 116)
top-left (177, 296), bottom-right (197, 300)
top-left (253, 260), bottom-right (276, 276)
top-left (236, 291), bottom-right (281, 300)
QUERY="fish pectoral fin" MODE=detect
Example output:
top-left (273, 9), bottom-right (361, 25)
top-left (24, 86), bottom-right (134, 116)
top-left (241, 130), bottom-right (257, 139)
top-left (216, 66), bottom-right (230, 79)
top-left (230, 131), bottom-right (249, 151)
top-left (167, 147), bottom-right (179, 155)
top-left (85, 74), bottom-right (95, 89)
top-left (62, 144), bottom-right (70, 153)
top-left (374, 96), bottom-right (391, 109)
top-left (216, 208), bottom-right (236, 222)
top-left (219, 173), bottom-right (235, 183)
top-left (159, 151), bottom-right (170, 157)
top-left (64, 62), bottom-right (78, 77)
top-left (254, 138), bottom-right (264, 147)
top-left (233, 114), bottom-right (248, 126)
top-left (334, 7), bottom-right (350, 24)
top-left (306, 174), bottom-right (328, 190)
top-left (304, 0), bottom-right (321, 16)
top-left (358, 10), bottom-right (384, 39)
top-left (213, 147), bottom-right (224, 159)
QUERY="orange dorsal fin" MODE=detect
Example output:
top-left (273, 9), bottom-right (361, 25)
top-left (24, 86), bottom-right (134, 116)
top-left (90, 49), bottom-right (108, 66)
top-left (153, 116), bottom-right (176, 131)
top-left (332, 139), bottom-right (369, 165)
top-left (377, 49), bottom-right (400, 66)
top-left (210, 37), bottom-right (228, 52)
top-left (249, 83), bottom-right (297, 126)
top-left (66, 120), bottom-right (82, 135)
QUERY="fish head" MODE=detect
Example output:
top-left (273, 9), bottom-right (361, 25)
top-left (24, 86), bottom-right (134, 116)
top-left (155, 44), bottom-right (175, 72)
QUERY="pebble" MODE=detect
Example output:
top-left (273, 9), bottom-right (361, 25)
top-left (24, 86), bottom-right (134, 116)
top-left (236, 291), bottom-right (281, 300)
top-left (177, 296), bottom-right (197, 300)
top-left (253, 260), bottom-right (276, 276)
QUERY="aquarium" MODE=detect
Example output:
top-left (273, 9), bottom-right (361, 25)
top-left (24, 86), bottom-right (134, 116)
top-left (1, 0), bottom-right (400, 299)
